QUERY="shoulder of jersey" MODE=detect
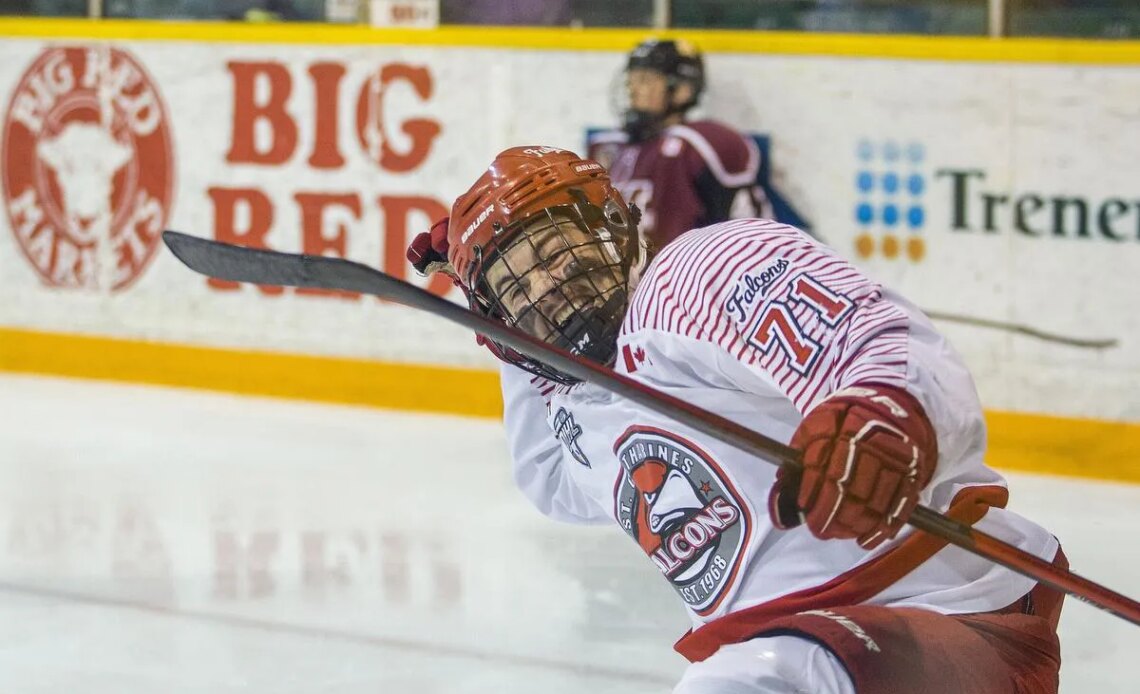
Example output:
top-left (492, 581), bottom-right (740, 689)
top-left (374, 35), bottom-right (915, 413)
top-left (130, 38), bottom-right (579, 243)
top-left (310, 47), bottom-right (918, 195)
top-left (662, 120), bottom-right (759, 187)
top-left (586, 129), bottom-right (629, 147)
top-left (652, 218), bottom-right (811, 275)
top-left (625, 219), bottom-right (813, 334)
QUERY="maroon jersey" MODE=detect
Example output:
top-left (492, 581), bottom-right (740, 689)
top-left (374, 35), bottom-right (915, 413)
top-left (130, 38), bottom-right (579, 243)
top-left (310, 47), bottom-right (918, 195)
top-left (587, 120), bottom-right (771, 248)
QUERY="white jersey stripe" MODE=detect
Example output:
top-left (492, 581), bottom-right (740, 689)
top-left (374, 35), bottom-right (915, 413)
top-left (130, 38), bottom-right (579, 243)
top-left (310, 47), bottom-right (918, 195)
top-left (665, 124), bottom-right (760, 187)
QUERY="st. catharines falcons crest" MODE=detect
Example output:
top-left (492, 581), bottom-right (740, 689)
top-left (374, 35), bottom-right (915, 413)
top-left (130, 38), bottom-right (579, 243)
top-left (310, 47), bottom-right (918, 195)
top-left (613, 426), bottom-right (752, 616)
top-left (2, 45), bottom-right (174, 291)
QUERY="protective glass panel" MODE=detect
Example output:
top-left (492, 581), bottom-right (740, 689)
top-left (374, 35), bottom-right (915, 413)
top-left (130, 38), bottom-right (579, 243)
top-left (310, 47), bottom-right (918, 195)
top-left (671, 0), bottom-right (988, 35)
top-left (1009, 0), bottom-right (1140, 38)
top-left (101, 0), bottom-right (325, 21)
top-left (439, 0), bottom-right (653, 27)
top-left (0, 0), bottom-right (87, 15)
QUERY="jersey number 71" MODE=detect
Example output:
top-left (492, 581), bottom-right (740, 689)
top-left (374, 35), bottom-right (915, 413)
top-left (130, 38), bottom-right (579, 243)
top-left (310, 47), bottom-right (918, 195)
top-left (747, 274), bottom-right (854, 375)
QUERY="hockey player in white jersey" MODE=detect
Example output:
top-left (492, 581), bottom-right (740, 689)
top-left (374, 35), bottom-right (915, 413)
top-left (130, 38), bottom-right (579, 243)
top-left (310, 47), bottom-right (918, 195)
top-left (407, 146), bottom-right (1066, 693)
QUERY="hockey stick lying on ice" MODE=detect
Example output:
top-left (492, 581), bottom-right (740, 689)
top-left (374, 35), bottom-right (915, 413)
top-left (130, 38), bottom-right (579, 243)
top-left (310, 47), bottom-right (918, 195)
top-left (807, 231), bottom-right (1115, 349)
top-left (162, 230), bottom-right (1140, 628)
top-left (923, 310), bottom-right (1118, 350)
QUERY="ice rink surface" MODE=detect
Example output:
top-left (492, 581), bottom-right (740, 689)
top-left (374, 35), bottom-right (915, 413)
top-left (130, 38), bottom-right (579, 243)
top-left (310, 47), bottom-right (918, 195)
top-left (0, 373), bottom-right (1136, 693)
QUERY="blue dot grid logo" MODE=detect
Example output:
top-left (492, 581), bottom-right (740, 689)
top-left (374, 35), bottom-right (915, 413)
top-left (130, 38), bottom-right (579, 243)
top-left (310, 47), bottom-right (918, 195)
top-left (854, 140), bottom-right (926, 262)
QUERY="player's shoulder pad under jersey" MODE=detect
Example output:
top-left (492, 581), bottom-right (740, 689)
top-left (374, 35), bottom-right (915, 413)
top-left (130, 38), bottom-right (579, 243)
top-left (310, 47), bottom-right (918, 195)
top-left (585, 129), bottom-right (629, 170)
top-left (623, 219), bottom-right (870, 343)
top-left (663, 120), bottom-right (759, 187)
top-left (587, 129), bottom-right (629, 147)
top-left (586, 129), bottom-right (627, 155)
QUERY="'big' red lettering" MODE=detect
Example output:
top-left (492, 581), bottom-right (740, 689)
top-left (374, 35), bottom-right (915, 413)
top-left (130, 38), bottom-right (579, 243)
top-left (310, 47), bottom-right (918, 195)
top-left (214, 60), bottom-right (448, 300)
top-left (226, 62), bottom-right (297, 165)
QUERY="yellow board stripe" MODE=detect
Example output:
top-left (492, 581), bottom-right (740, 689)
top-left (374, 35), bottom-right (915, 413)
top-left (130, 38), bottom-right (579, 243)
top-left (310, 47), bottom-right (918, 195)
top-left (0, 18), bottom-right (1139, 64)
top-left (1, 327), bottom-right (1137, 484)
top-left (0, 327), bottom-right (502, 418)
top-left (985, 411), bottom-right (1140, 484)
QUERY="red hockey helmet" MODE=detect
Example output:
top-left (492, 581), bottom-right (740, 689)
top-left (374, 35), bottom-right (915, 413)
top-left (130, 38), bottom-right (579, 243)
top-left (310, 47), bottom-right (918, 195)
top-left (448, 146), bottom-right (643, 382)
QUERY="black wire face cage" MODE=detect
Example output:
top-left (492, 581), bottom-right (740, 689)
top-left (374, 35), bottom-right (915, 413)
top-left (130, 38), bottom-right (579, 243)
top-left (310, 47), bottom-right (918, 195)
top-left (467, 191), bottom-right (638, 384)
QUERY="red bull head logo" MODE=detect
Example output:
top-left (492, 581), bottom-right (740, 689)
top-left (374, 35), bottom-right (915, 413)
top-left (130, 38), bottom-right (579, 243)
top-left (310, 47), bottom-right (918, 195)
top-left (2, 46), bottom-right (174, 291)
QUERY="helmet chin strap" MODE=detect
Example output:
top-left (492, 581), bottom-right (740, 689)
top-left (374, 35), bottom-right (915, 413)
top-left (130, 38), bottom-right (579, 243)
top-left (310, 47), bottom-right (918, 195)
top-left (553, 287), bottom-right (629, 370)
top-left (625, 231), bottom-right (651, 294)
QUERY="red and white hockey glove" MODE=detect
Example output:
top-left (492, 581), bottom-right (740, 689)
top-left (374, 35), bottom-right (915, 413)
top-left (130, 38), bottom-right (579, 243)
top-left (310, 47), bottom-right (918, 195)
top-left (768, 384), bottom-right (938, 550)
top-left (407, 216), bottom-right (455, 278)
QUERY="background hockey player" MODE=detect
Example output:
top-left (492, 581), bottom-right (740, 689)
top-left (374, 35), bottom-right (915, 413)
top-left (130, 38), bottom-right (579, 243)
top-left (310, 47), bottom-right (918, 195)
top-left (588, 39), bottom-right (778, 251)
top-left (407, 146), bottom-right (1066, 693)
top-left (593, 39), bottom-right (1109, 353)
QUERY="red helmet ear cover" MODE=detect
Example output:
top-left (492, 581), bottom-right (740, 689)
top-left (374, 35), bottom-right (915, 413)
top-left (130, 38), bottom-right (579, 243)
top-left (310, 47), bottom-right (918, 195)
top-left (446, 146), bottom-right (627, 286)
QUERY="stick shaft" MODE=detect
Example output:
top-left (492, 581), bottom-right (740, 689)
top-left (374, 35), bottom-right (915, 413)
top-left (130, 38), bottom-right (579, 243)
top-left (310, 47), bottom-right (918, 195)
top-left (924, 310), bottom-right (1118, 349)
top-left (161, 231), bottom-right (1140, 627)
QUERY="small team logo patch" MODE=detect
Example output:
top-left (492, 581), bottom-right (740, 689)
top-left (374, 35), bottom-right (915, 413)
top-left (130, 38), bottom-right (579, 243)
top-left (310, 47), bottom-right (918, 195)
top-left (2, 46), bottom-right (174, 291)
top-left (553, 408), bottom-right (590, 468)
top-left (613, 426), bottom-right (751, 616)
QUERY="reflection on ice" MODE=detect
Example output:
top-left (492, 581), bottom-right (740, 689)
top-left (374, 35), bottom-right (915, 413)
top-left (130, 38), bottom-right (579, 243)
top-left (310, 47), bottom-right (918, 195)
top-left (0, 373), bottom-right (1135, 692)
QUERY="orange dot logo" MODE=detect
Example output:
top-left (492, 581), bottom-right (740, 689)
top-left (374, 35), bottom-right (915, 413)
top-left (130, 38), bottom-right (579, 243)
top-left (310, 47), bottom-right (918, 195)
top-left (881, 234), bottom-right (900, 259)
top-left (2, 46), bottom-right (174, 291)
top-left (907, 236), bottom-right (925, 262)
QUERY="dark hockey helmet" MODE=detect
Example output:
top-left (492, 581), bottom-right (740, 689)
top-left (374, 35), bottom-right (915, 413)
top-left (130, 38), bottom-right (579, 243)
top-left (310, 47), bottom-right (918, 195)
top-left (448, 146), bottom-right (644, 384)
top-left (619, 38), bottom-right (705, 142)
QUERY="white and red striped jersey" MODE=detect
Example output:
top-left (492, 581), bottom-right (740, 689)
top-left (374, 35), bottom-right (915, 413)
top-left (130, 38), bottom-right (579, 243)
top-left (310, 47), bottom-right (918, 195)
top-left (500, 219), bottom-right (1057, 660)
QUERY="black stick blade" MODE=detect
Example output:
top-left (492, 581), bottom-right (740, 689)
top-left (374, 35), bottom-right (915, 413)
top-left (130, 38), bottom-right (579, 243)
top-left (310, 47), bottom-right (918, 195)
top-left (162, 230), bottom-right (408, 302)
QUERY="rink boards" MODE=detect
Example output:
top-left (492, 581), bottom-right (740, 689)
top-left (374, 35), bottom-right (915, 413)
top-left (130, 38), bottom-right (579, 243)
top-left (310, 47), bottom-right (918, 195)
top-left (0, 19), bottom-right (1137, 481)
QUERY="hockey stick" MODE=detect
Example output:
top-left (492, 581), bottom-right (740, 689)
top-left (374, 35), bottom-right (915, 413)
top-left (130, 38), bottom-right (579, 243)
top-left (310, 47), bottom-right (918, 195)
top-left (162, 230), bottom-right (1140, 628)
top-left (807, 231), bottom-right (1116, 349)
top-left (923, 310), bottom-right (1118, 349)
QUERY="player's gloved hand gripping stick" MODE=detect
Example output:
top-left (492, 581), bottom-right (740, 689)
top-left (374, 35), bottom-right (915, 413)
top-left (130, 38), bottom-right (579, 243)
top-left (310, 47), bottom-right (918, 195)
top-left (768, 384), bottom-right (939, 552)
top-left (162, 229), bottom-right (1140, 629)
